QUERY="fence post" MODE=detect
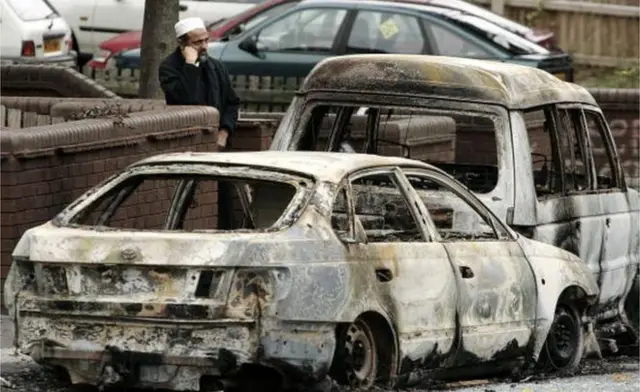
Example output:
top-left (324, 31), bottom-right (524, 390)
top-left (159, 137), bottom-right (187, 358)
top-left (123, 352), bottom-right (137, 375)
top-left (491, 0), bottom-right (505, 15)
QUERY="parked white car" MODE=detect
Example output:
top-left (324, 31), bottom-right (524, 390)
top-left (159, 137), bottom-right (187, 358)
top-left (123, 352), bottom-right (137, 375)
top-left (46, 0), bottom-right (261, 65)
top-left (0, 0), bottom-right (76, 66)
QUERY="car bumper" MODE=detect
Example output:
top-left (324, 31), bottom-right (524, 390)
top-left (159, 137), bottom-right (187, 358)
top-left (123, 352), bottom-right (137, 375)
top-left (0, 52), bottom-right (77, 67)
top-left (14, 313), bottom-right (336, 391)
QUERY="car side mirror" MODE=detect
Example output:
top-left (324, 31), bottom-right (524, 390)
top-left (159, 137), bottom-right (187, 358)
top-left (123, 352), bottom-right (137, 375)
top-left (339, 217), bottom-right (367, 245)
top-left (239, 36), bottom-right (260, 56)
top-left (338, 233), bottom-right (357, 244)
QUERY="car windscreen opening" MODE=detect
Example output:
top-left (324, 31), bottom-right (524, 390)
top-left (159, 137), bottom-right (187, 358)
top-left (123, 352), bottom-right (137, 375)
top-left (296, 104), bottom-right (501, 194)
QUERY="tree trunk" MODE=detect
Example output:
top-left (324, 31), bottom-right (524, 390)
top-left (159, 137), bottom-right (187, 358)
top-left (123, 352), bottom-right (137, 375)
top-left (138, 0), bottom-right (179, 99)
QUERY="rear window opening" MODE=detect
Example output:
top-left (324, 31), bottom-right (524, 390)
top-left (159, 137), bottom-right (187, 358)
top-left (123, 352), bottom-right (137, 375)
top-left (67, 173), bottom-right (305, 232)
top-left (295, 104), bottom-right (500, 194)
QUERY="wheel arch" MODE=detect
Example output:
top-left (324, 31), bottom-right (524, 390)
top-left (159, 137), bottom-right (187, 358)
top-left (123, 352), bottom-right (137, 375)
top-left (536, 285), bottom-right (591, 372)
top-left (557, 284), bottom-right (595, 316)
top-left (334, 310), bottom-right (399, 383)
top-left (531, 283), bottom-right (597, 362)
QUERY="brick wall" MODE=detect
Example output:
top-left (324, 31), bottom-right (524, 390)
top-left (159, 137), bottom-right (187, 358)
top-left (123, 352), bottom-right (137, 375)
top-left (1, 65), bottom-right (119, 99)
top-left (591, 89), bottom-right (640, 190)
top-left (0, 96), bottom-right (171, 128)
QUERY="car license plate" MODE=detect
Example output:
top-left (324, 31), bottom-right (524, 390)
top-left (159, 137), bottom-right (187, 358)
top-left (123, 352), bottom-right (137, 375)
top-left (553, 72), bottom-right (566, 81)
top-left (43, 39), bottom-right (61, 53)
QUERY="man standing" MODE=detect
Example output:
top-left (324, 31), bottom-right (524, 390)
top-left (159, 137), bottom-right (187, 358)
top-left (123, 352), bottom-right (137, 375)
top-left (159, 17), bottom-right (240, 229)
top-left (159, 17), bottom-right (239, 150)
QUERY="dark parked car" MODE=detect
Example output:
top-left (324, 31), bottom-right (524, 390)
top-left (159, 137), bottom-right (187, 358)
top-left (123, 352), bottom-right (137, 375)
top-left (90, 0), bottom-right (561, 70)
top-left (114, 0), bottom-right (573, 81)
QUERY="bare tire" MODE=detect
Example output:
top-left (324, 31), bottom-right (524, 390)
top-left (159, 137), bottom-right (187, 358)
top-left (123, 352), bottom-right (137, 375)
top-left (331, 318), bottom-right (379, 388)
top-left (540, 302), bottom-right (585, 372)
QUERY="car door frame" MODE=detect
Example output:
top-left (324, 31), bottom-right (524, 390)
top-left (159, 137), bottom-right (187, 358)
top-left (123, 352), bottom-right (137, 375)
top-left (219, 0), bottom-right (301, 40)
top-left (419, 12), bottom-right (509, 59)
top-left (397, 165), bottom-right (539, 366)
top-left (234, 3), bottom-right (356, 57)
top-left (220, 3), bottom-right (355, 77)
top-left (530, 104), bottom-right (609, 288)
top-left (337, 164), bottom-right (463, 374)
top-left (576, 105), bottom-right (638, 317)
top-left (335, 4), bottom-right (433, 56)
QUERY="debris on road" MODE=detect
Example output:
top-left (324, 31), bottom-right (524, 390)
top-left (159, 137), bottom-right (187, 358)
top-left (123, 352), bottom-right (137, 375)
top-left (612, 372), bottom-right (633, 382)
top-left (445, 379), bottom-right (490, 388)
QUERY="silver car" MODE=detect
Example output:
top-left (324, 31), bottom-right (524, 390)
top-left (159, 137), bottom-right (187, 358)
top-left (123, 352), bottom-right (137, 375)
top-left (4, 151), bottom-right (599, 392)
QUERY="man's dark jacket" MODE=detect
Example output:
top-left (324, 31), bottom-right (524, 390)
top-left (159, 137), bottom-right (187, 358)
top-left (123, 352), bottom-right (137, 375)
top-left (159, 48), bottom-right (240, 133)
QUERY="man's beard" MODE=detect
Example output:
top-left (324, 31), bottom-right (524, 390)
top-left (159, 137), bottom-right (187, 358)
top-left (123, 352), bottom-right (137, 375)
top-left (198, 52), bottom-right (208, 63)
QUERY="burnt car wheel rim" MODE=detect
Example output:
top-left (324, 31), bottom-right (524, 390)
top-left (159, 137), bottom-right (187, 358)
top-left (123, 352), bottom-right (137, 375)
top-left (547, 306), bottom-right (579, 368)
top-left (345, 320), bottom-right (376, 385)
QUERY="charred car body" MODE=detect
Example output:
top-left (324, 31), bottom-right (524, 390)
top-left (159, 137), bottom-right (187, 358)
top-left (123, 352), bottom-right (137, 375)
top-left (269, 54), bottom-right (640, 352)
top-left (5, 151), bottom-right (599, 391)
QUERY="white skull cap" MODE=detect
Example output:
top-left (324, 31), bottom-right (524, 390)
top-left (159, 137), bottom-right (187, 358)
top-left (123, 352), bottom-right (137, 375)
top-left (175, 17), bottom-right (206, 38)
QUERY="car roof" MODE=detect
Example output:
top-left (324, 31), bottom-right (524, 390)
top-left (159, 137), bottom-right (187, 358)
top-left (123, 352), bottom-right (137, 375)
top-left (299, 0), bottom-right (462, 16)
top-left (298, 0), bottom-right (511, 21)
top-left (300, 0), bottom-right (529, 34)
top-left (297, 0), bottom-right (548, 55)
top-left (131, 151), bottom-right (437, 183)
top-left (300, 54), bottom-right (596, 110)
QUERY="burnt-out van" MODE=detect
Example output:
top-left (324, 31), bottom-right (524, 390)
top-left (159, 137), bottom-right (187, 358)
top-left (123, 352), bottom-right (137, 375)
top-left (269, 54), bottom-right (640, 351)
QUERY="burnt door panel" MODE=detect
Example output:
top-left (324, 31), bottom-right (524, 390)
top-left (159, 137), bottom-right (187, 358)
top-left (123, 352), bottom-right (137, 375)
top-left (523, 105), bottom-right (608, 302)
top-left (401, 170), bottom-right (537, 366)
top-left (354, 242), bottom-right (460, 372)
top-left (442, 241), bottom-right (537, 365)
top-left (581, 109), bottom-right (639, 314)
top-left (223, 7), bottom-right (348, 77)
top-left (340, 170), bottom-right (461, 373)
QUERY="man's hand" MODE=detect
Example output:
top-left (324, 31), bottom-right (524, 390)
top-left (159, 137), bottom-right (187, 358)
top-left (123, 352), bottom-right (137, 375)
top-left (182, 46), bottom-right (199, 64)
top-left (217, 129), bottom-right (229, 149)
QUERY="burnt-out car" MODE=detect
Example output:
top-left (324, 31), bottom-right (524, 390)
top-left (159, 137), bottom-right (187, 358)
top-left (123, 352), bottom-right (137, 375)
top-left (4, 151), bottom-right (598, 391)
top-left (269, 54), bottom-right (640, 352)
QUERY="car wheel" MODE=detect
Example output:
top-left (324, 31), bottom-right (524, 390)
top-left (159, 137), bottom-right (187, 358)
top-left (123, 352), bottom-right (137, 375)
top-left (331, 318), bottom-right (379, 388)
top-left (540, 302), bottom-right (585, 372)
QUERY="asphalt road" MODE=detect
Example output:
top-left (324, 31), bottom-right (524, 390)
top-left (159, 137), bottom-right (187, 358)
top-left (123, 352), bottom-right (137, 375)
top-left (1, 315), bottom-right (638, 392)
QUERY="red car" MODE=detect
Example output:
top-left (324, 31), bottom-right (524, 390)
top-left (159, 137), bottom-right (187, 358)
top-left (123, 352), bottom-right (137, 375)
top-left (87, 0), bottom-right (298, 69)
top-left (88, 0), bottom-right (560, 69)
